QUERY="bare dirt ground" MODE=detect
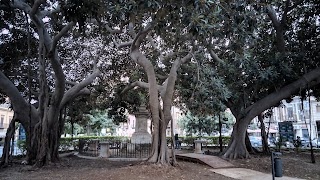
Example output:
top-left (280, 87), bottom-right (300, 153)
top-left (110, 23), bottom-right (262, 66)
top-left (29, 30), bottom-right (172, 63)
top-left (229, 151), bottom-right (320, 180)
top-left (0, 150), bottom-right (319, 180)
top-left (0, 155), bottom-right (233, 180)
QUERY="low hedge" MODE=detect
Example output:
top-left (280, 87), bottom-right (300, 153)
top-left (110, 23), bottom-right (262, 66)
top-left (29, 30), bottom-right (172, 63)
top-left (60, 136), bottom-right (130, 142)
top-left (17, 136), bottom-right (130, 154)
top-left (60, 136), bottom-right (130, 151)
top-left (166, 136), bottom-right (231, 146)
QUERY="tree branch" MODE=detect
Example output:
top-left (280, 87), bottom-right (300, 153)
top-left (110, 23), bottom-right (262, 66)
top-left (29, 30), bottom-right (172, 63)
top-left (88, 49), bottom-right (101, 70)
top-left (104, 24), bottom-right (122, 34)
top-left (266, 5), bottom-right (286, 52)
top-left (51, 22), bottom-right (75, 52)
top-left (39, 6), bottom-right (61, 19)
top-left (0, 71), bottom-right (36, 115)
top-left (281, 0), bottom-right (290, 25)
top-left (60, 49), bottom-right (103, 108)
top-left (159, 52), bottom-right (177, 66)
top-left (66, 81), bottom-right (77, 86)
top-left (180, 50), bottom-right (195, 64)
top-left (128, 21), bottom-right (136, 39)
top-left (266, 5), bottom-right (281, 28)
top-left (113, 38), bottom-right (133, 48)
top-left (29, 0), bottom-right (45, 27)
top-left (60, 68), bottom-right (101, 109)
top-left (208, 49), bottom-right (224, 64)
top-left (161, 49), bottom-right (195, 121)
top-left (131, 23), bottom-right (154, 50)
top-left (120, 80), bottom-right (166, 98)
top-left (100, 20), bottom-right (129, 34)
top-left (147, 35), bottom-right (158, 50)
top-left (244, 67), bottom-right (320, 123)
top-left (287, 0), bottom-right (304, 13)
top-left (11, 1), bottom-right (67, 107)
top-left (30, 0), bottom-right (45, 16)
top-left (120, 81), bottom-right (150, 95)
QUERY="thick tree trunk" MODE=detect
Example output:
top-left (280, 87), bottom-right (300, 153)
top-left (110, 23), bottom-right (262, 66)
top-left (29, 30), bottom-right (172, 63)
top-left (258, 114), bottom-right (271, 154)
top-left (159, 122), bottom-right (168, 163)
top-left (2, 1), bottom-right (99, 167)
top-left (224, 120), bottom-right (250, 159)
top-left (170, 118), bottom-right (177, 165)
top-left (130, 50), bottom-right (160, 163)
top-left (218, 114), bottom-right (223, 152)
top-left (245, 131), bottom-right (256, 154)
top-left (0, 118), bottom-right (16, 167)
top-left (148, 130), bottom-right (159, 162)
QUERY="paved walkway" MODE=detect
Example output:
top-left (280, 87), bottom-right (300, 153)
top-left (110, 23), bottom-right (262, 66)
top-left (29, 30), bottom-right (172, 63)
top-left (176, 153), bottom-right (305, 180)
top-left (176, 153), bottom-right (234, 168)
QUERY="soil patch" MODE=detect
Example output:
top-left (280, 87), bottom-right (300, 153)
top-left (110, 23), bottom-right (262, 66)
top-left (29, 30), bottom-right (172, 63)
top-left (0, 155), bottom-right (233, 180)
top-left (1, 151), bottom-right (319, 180)
top-left (229, 151), bottom-right (320, 180)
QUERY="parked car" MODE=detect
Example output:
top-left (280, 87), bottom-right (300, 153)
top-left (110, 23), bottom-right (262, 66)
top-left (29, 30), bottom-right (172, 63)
top-left (284, 141), bottom-right (294, 148)
top-left (268, 137), bottom-right (277, 147)
top-left (300, 139), bottom-right (309, 148)
top-left (312, 138), bottom-right (320, 148)
top-left (300, 138), bottom-right (320, 148)
top-left (249, 136), bottom-right (262, 147)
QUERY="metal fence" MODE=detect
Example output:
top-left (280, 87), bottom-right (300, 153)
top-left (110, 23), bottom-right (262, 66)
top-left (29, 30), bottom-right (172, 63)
top-left (110, 142), bottom-right (151, 158)
top-left (79, 140), bottom-right (151, 159)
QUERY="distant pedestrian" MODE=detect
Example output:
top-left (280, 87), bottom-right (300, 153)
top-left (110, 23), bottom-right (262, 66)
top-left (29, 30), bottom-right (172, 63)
top-left (174, 134), bottom-right (180, 149)
top-left (294, 136), bottom-right (302, 153)
top-left (296, 136), bottom-right (301, 147)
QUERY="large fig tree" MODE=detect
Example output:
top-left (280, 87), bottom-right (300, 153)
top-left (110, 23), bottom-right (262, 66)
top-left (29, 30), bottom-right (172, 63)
top-left (0, 0), bottom-right (103, 166)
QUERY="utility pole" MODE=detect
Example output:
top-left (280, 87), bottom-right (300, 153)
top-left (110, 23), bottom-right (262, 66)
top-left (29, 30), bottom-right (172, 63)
top-left (308, 92), bottom-right (315, 163)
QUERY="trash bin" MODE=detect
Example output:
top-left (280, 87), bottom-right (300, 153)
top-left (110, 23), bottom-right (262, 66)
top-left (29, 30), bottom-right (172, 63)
top-left (271, 152), bottom-right (282, 179)
top-left (274, 157), bottom-right (282, 177)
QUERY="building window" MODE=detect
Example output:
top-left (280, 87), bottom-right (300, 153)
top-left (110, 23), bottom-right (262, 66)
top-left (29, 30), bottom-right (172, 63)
top-left (316, 105), bottom-right (320, 113)
top-left (302, 129), bottom-right (309, 139)
top-left (0, 115), bottom-right (4, 128)
top-left (132, 119), bottom-right (135, 129)
top-left (287, 107), bottom-right (294, 121)
top-left (317, 121), bottom-right (320, 137)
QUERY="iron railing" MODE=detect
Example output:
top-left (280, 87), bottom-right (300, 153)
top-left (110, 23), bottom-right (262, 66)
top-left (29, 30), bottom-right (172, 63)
top-left (110, 142), bottom-right (151, 158)
top-left (78, 140), bottom-right (151, 158)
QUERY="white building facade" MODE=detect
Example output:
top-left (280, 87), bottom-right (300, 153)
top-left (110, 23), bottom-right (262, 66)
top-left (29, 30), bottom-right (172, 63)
top-left (0, 104), bottom-right (14, 139)
top-left (254, 96), bottom-right (320, 140)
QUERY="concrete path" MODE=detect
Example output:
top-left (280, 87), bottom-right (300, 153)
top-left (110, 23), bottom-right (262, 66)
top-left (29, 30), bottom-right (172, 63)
top-left (176, 152), bottom-right (306, 180)
top-left (211, 168), bottom-right (305, 180)
top-left (176, 153), bottom-right (234, 168)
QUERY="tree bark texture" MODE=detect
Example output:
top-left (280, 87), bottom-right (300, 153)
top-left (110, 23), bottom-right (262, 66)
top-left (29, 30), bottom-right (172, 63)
top-left (224, 120), bottom-right (250, 159)
top-left (0, 117), bottom-right (16, 166)
top-left (258, 114), bottom-right (271, 154)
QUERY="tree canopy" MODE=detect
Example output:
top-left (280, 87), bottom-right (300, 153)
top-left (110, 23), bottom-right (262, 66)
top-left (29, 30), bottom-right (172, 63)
top-left (0, 0), bottom-right (319, 166)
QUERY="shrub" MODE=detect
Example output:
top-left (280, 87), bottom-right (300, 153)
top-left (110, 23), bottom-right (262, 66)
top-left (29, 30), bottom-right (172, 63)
top-left (60, 136), bottom-right (130, 150)
top-left (178, 136), bottom-right (231, 146)
top-left (17, 140), bottom-right (27, 155)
